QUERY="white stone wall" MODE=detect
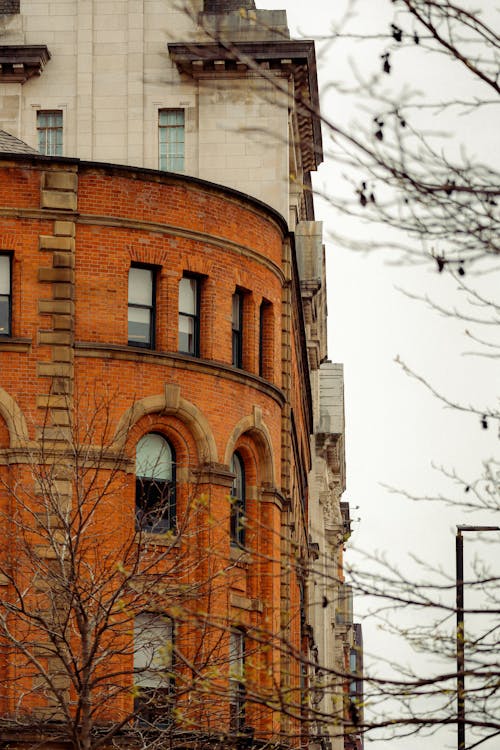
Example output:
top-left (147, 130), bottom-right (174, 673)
top-left (1, 0), bottom-right (290, 218)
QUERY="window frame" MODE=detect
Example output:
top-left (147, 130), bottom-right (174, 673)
top-left (134, 611), bottom-right (175, 727)
top-left (232, 290), bottom-right (244, 369)
top-left (37, 110), bottom-right (63, 156)
top-left (158, 108), bottom-right (185, 172)
top-left (128, 264), bottom-right (157, 349)
top-left (178, 274), bottom-right (200, 357)
top-left (230, 452), bottom-right (246, 548)
top-left (229, 628), bottom-right (246, 733)
top-left (0, 253), bottom-right (12, 337)
top-left (258, 299), bottom-right (272, 378)
top-left (135, 433), bottom-right (176, 534)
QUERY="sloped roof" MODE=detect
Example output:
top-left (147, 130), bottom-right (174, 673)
top-left (0, 130), bottom-right (39, 154)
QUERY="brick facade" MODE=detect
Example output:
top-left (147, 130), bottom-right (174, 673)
top-left (0, 154), bottom-right (312, 747)
top-left (0, 1), bottom-right (358, 747)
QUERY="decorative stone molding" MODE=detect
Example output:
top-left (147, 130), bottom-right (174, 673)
top-left (113, 388), bottom-right (218, 464)
top-left (223, 409), bottom-right (275, 485)
top-left (168, 39), bottom-right (322, 173)
top-left (0, 45), bottom-right (50, 84)
top-left (0, 1), bottom-right (20, 14)
top-left (36, 187), bottom-right (76, 449)
top-left (0, 386), bottom-right (29, 448)
top-left (75, 344), bottom-right (286, 407)
top-left (192, 461), bottom-right (234, 487)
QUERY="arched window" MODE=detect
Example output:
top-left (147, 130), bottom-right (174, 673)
top-left (230, 452), bottom-right (245, 547)
top-left (136, 433), bottom-right (175, 532)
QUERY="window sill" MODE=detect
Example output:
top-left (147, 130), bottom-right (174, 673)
top-left (230, 545), bottom-right (252, 564)
top-left (0, 337), bottom-right (31, 352)
top-left (134, 531), bottom-right (180, 548)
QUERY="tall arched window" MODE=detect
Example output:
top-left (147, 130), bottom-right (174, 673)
top-left (136, 433), bottom-right (175, 532)
top-left (230, 452), bottom-right (245, 547)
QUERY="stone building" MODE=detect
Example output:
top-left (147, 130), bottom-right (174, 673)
top-left (0, 1), bottom-right (361, 748)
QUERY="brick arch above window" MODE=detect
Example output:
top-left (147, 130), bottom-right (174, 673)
top-left (112, 384), bottom-right (217, 464)
top-left (0, 386), bottom-right (29, 448)
top-left (224, 406), bottom-right (275, 486)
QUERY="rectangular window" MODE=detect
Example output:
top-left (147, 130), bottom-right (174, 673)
top-left (128, 265), bottom-right (155, 348)
top-left (229, 629), bottom-right (245, 732)
top-left (0, 254), bottom-right (11, 337)
top-left (258, 299), bottom-right (272, 379)
top-left (178, 276), bottom-right (199, 356)
top-left (232, 291), bottom-right (243, 368)
top-left (37, 110), bottom-right (63, 156)
top-left (159, 109), bottom-right (185, 172)
top-left (134, 612), bottom-right (174, 726)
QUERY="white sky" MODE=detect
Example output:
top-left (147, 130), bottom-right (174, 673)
top-left (258, 1), bottom-right (499, 748)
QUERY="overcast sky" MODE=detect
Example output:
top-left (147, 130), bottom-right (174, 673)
top-left (258, 1), bottom-right (499, 748)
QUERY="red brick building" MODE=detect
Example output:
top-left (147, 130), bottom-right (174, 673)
top-left (0, 152), bottom-right (314, 748)
top-left (0, 1), bottom-right (360, 749)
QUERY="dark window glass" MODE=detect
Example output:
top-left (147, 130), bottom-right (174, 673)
top-left (229, 629), bottom-right (245, 732)
top-left (178, 276), bottom-right (199, 356)
top-left (159, 109), bottom-right (185, 172)
top-left (230, 452), bottom-right (245, 547)
top-left (0, 254), bottom-right (11, 337)
top-left (128, 266), bottom-right (155, 348)
top-left (134, 612), bottom-right (174, 727)
top-left (136, 434), bottom-right (175, 533)
top-left (259, 299), bottom-right (271, 378)
top-left (232, 292), bottom-right (243, 368)
top-left (37, 110), bottom-right (63, 156)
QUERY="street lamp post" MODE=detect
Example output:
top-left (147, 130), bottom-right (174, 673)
top-left (455, 525), bottom-right (500, 750)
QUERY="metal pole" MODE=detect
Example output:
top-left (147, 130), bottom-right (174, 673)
top-left (456, 530), bottom-right (465, 750)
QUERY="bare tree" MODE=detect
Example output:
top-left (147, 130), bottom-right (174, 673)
top-left (0, 391), bottom-right (254, 749)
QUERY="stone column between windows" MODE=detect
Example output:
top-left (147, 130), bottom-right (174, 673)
top-left (33, 166), bottom-right (78, 718)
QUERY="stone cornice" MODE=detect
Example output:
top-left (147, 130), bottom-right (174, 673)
top-left (75, 343), bottom-right (287, 408)
top-left (0, 206), bottom-right (285, 284)
top-left (0, 154), bottom-right (289, 236)
top-left (0, 45), bottom-right (51, 83)
top-left (168, 39), bottom-right (323, 172)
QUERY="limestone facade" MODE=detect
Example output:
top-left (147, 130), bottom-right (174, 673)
top-left (0, 0), bottom-right (321, 224)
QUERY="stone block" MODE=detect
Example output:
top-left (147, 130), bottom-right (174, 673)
top-left (52, 314), bottom-right (73, 330)
top-left (38, 299), bottom-right (74, 315)
top-left (51, 377), bottom-right (73, 395)
top-left (54, 220), bottom-right (76, 237)
top-left (37, 362), bottom-right (73, 378)
top-left (39, 235), bottom-right (75, 251)
top-left (42, 171), bottom-right (78, 192)
top-left (37, 394), bottom-right (71, 409)
top-left (53, 283), bottom-right (74, 300)
top-left (41, 190), bottom-right (77, 211)
top-left (33, 478), bottom-right (72, 496)
top-left (38, 267), bottom-right (74, 283)
top-left (51, 410), bottom-right (71, 426)
top-left (38, 330), bottom-right (73, 346)
top-left (36, 425), bottom-right (73, 442)
top-left (53, 251), bottom-right (75, 268)
top-left (52, 346), bottom-right (73, 362)
top-left (34, 544), bottom-right (58, 560)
